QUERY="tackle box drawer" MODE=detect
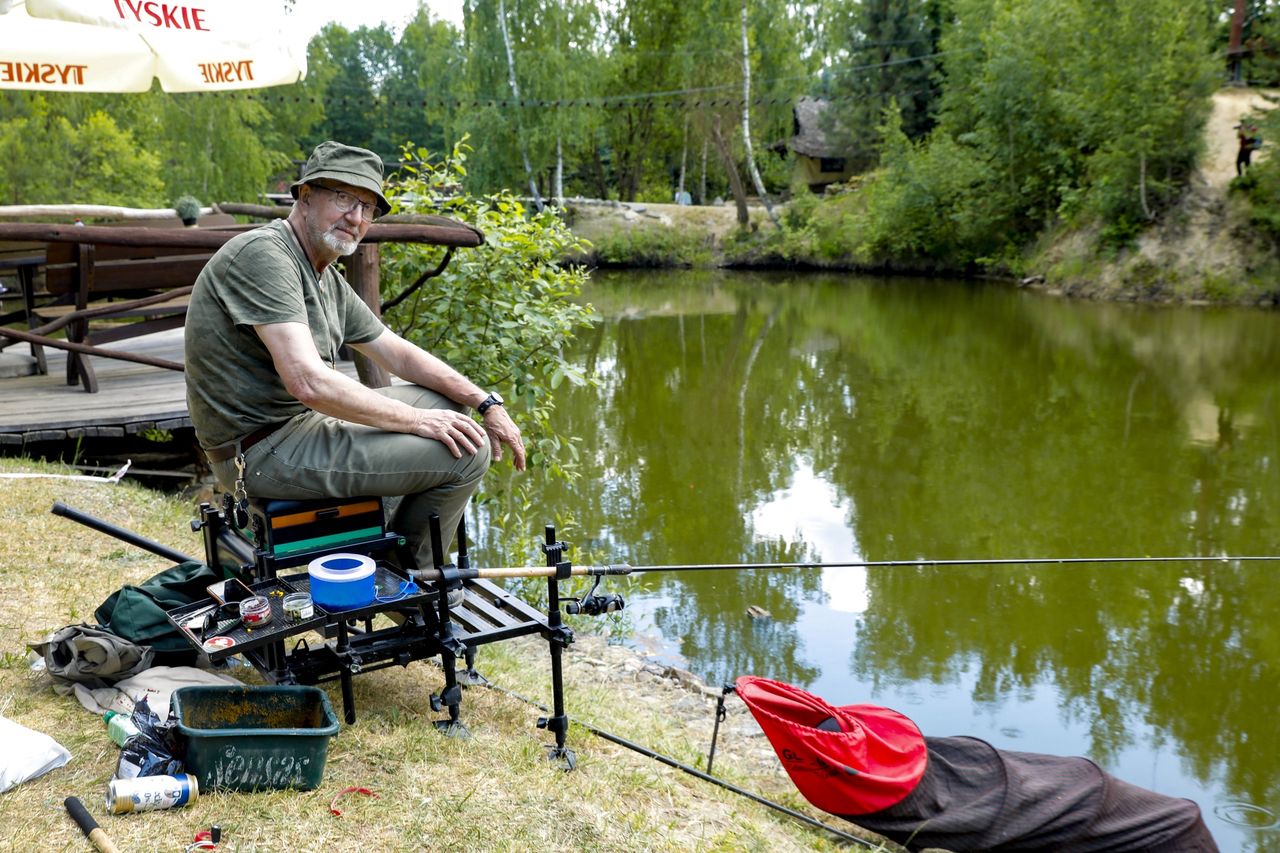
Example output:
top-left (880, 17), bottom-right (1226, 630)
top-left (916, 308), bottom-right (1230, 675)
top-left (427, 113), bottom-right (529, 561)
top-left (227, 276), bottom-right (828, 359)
top-left (249, 496), bottom-right (385, 557)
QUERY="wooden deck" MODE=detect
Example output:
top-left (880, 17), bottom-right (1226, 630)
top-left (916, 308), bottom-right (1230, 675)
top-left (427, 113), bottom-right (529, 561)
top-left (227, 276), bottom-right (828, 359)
top-left (0, 329), bottom-right (360, 444)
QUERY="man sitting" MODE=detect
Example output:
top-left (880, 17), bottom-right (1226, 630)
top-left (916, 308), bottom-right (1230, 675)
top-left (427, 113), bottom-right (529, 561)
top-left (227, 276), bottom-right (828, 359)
top-left (185, 141), bottom-right (524, 577)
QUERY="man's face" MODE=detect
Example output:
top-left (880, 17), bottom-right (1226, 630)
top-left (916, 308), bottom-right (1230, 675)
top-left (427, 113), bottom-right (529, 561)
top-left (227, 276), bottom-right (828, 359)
top-left (302, 182), bottom-right (378, 257)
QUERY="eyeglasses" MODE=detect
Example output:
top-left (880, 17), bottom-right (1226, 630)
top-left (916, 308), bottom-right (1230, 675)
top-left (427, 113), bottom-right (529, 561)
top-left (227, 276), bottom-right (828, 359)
top-left (201, 603), bottom-right (242, 642)
top-left (311, 184), bottom-right (380, 221)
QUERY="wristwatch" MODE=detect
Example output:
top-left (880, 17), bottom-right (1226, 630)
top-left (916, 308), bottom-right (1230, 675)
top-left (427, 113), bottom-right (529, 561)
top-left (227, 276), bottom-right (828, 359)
top-left (477, 392), bottom-right (504, 416)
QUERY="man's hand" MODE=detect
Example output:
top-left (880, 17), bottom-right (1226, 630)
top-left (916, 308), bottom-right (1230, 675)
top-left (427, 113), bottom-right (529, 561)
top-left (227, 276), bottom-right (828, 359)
top-left (411, 409), bottom-right (488, 459)
top-left (482, 406), bottom-right (527, 471)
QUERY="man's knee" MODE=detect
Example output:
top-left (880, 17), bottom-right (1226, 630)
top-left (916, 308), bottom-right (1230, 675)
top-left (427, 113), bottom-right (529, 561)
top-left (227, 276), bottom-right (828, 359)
top-left (462, 436), bottom-right (494, 483)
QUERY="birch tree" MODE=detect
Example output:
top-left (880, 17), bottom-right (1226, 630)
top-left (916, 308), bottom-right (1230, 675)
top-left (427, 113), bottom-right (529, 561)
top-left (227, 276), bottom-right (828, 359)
top-left (740, 2), bottom-right (778, 225)
top-left (497, 0), bottom-right (544, 209)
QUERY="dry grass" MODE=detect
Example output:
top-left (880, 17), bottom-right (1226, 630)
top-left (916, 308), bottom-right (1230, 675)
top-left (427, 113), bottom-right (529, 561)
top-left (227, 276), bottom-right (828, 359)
top-left (0, 457), bottom-right (894, 853)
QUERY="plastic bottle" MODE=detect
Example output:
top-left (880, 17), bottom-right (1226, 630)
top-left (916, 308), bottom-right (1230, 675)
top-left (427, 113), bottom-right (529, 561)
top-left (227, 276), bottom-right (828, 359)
top-left (103, 710), bottom-right (140, 747)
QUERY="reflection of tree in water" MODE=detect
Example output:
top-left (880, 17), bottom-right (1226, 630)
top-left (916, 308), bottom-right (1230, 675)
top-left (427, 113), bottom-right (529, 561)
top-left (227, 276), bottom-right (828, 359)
top-left (807, 277), bottom-right (1280, 812)
top-left (605, 293), bottom-right (824, 686)
top-left (507, 273), bottom-right (827, 683)
top-left (651, 536), bottom-right (821, 687)
top-left (505, 270), bottom-right (1280, 821)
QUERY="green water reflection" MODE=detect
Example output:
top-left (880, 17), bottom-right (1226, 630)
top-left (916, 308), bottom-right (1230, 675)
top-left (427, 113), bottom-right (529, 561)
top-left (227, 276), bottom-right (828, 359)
top-left (493, 269), bottom-right (1280, 850)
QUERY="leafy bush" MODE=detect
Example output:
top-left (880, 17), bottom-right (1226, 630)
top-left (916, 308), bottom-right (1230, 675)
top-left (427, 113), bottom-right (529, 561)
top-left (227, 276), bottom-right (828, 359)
top-left (781, 190), bottom-right (819, 232)
top-left (721, 216), bottom-right (817, 265)
top-left (853, 108), bottom-right (1000, 265)
top-left (593, 226), bottom-right (714, 267)
top-left (379, 139), bottom-right (597, 557)
top-left (802, 0), bottom-right (1215, 268)
top-left (1235, 109), bottom-right (1280, 246)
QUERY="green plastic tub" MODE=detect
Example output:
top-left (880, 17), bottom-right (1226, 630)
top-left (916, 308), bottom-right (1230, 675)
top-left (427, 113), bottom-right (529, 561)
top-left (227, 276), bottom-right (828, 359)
top-left (171, 685), bottom-right (339, 791)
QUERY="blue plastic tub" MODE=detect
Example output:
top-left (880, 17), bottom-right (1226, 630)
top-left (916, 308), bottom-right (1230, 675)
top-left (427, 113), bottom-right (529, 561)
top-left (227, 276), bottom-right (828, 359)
top-left (308, 553), bottom-right (375, 610)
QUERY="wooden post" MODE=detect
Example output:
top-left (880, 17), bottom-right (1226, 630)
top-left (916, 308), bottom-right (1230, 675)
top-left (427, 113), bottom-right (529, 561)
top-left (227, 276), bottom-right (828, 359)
top-left (1228, 0), bottom-right (1247, 83)
top-left (344, 244), bottom-right (391, 389)
top-left (711, 116), bottom-right (751, 226)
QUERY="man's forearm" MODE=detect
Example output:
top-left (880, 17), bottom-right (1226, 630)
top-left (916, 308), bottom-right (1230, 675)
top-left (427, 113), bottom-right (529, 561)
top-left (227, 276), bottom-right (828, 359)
top-left (356, 333), bottom-right (489, 410)
top-left (290, 364), bottom-right (423, 432)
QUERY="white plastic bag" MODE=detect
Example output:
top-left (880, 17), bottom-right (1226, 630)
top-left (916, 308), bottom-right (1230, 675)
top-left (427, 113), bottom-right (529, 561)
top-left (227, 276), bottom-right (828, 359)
top-left (0, 715), bottom-right (71, 793)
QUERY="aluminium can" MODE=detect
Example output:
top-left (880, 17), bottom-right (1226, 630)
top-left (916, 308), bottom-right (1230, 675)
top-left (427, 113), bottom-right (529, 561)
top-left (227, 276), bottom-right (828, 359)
top-left (106, 773), bottom-right (199, 814)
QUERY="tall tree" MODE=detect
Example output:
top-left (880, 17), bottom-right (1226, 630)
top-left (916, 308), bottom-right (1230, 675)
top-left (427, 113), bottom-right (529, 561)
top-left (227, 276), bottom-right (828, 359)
top-left (0, 93), bottom-right (165, 207)
top-left (603, 0), bottom-right (691, 200)
top-left (389, 10), bottom-right (467, 156)
top-left (309, 24), bottom-right (383, 153)
top-left (741, 2), bottom-right (778, 224)
top-left (496, 0), bottom-right (543, 207)
top-left (135, 92), bottom-right (291, 203)
top-left (823, 0), bottom-right (945, 170)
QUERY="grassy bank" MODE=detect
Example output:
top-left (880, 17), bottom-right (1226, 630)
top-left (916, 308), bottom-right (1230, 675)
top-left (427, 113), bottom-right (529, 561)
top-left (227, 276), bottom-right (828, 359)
top-left (568, 187), bottom-right (1280, 306)
top-left (0, 457), bottom-right (901, 852)
top-left (565, 89), bottom-right (1280, 307)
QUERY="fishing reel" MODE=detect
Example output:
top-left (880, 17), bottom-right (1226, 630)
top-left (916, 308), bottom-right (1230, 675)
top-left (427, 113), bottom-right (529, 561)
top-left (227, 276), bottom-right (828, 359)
top-left (564, 576), bottom-right (625, 616)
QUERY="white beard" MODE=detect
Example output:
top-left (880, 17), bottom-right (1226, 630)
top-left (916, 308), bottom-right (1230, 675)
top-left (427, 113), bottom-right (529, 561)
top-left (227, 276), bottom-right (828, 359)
top-left (321, 230), bottom-right (359, 256)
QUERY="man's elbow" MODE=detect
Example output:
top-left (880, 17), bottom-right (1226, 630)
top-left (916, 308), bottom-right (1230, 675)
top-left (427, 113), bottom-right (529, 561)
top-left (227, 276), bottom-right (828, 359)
top-left (281, 370), bottom-right (328, 409)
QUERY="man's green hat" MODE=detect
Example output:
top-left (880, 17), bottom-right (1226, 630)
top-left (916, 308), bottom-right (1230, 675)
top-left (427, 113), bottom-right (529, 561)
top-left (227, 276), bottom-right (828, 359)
top-left (291, 141), bottom-right (391, 216)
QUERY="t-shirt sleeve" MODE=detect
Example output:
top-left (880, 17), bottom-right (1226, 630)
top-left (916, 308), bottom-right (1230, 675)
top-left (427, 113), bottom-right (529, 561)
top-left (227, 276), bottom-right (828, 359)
top-left (337, 277), bottom-right (388, 345)
top-left (217, 237), bottom-right (307, 328)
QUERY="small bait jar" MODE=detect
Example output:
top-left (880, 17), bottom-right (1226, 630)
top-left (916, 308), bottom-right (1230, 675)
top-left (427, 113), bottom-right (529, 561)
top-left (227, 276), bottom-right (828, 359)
top-left (238, 595), bottom-right (272, 628)
top-left (283, 592), bottom-right (314, 621)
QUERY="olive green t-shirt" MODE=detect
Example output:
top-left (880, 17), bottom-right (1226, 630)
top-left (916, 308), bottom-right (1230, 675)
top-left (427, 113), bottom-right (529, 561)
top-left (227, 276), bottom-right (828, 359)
top-left (184, 220), bottom-right (385, 449)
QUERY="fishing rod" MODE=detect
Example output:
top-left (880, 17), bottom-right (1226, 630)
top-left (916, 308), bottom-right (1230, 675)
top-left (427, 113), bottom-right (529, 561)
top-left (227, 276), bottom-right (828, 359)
top-left (482, 681), bottom-right (882, 850)
top-left (413, 552), bottom-right (1280, 583)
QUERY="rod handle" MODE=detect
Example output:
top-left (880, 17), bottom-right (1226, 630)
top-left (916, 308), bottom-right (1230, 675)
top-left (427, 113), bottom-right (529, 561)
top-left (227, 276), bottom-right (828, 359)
top-left (64, 797), bottom-right (121, 853)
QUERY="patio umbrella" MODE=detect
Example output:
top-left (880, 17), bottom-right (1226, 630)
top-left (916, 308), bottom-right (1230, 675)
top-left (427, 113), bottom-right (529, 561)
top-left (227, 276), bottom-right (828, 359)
top-left (0, 0), bottom-right (306, 92)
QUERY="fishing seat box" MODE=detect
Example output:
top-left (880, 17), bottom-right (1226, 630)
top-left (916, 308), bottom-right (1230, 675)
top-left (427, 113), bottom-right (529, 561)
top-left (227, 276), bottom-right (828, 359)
top-left (247, 496), bottom-right (385, 558)
top-left (172, 685), bottom-right (339, 791)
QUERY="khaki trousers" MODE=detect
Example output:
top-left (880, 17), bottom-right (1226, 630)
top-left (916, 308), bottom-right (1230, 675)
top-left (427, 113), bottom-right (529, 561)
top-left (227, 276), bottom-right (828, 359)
top-left (209, 385), bottom-right (491, 569)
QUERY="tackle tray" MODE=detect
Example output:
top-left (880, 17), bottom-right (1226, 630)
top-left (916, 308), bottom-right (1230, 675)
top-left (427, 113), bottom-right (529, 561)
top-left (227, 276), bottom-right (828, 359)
top-left (278, 563), bottom-right (433, 622)
top-left (167, 577), bottom-right (327, 663)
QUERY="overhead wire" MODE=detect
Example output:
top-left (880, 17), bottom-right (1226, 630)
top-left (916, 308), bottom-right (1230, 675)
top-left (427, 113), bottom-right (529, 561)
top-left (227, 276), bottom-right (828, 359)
top-left (503, 37), bottom-right (943, 59)
top-left (200, 47), bottom-right (964, 111)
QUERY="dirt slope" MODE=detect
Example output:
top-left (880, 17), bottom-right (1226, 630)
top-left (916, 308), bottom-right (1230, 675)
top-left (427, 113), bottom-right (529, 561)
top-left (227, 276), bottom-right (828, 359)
top-left (1040, 87), bottom-right (1280, 301)
top-left (1201, 87), bottom-right (1277, 188)
top-left (1134, 88), bottom-right (1278, 288)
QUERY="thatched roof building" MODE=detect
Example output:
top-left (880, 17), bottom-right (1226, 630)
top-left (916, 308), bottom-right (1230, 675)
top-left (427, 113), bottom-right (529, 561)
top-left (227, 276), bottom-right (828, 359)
top-left (788, 96), bottom-right (849, 158)
top-left (777, 97), bottom-right (856, 192)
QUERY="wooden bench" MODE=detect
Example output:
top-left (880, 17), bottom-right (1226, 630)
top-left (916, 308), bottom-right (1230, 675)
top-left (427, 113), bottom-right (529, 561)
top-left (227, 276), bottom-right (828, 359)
top-left (0, 216), bottom-right (485, 393)
top-left (0, 242), bottom-right (48, 374)
top-left (35, 216), bottom-right (237, 391)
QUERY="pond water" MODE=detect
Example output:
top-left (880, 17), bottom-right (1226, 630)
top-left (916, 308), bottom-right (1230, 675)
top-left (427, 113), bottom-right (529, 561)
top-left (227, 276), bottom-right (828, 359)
top-left (489, 268), bottom-right (1280, 851)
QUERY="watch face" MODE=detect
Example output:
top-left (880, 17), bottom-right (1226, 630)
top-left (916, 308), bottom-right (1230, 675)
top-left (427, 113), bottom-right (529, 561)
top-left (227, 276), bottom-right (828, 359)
top-left (491, 392), bottom-right (504, 405)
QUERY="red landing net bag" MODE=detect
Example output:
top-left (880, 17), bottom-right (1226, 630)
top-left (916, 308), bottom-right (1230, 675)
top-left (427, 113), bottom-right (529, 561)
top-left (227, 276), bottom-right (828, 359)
top-left (735, 675), bottom-right (927, 815)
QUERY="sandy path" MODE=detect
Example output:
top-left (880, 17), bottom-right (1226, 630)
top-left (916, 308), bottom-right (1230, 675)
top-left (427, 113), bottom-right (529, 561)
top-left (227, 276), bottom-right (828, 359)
top-left (1201, 88), bottom-right (1278, 188)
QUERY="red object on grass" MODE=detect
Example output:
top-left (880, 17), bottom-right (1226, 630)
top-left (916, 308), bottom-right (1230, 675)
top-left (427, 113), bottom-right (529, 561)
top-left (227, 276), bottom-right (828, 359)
top-left (735, 675), bottom-right (927, 815)
top-left (330, 786), bottom-right (380, 816)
